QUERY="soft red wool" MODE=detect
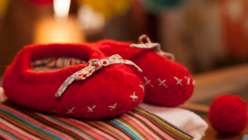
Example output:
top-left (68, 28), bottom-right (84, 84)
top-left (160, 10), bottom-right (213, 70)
top-left (3, 43), bottom-right (144, 120)
top-left (208, 95), bottom-right (248, 133)
top-left (95, 40), bottom-right (194, 107)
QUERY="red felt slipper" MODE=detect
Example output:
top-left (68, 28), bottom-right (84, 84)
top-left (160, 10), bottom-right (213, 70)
top-left (3, 43), bottom-right (144, 119)
top-left (95, 35), bottom-right (194, 107)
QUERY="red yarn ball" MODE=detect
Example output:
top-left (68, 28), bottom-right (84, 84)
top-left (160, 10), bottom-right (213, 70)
top-left (208, 95), bottom-right (248, 133)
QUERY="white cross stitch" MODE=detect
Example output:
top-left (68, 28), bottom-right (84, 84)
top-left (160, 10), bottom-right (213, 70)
top-left (174, 76), bottom-right (182, 86)
top-left (66, 107), bottom-right (75, 114)
top-left (158, 78), bottom-right (168, 88)
top-left (108, 103), bottom-right (118, 111)
top-left (184, 76), bottom-right (191, 85)
top-left (87, 105), bottom-right (96, 112)
top-left (130, 92), bottom-right (138, 102)
top-left (144, 76), bottom-right (154, 87)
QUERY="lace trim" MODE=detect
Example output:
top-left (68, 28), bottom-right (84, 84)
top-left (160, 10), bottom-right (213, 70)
top-left (130, 34), bottom-right (175, 60)
top-left (55, 54), bottom-right (142, 98)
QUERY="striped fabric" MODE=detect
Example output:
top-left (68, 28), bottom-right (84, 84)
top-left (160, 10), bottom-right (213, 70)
top-left (0, 102), bottom-right (193, 140)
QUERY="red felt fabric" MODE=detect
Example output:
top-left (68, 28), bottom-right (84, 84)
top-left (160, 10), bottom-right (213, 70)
top-left (3, 43), bottom-right (144, 120)
top-left (209, 95), bottom-right (248, 133)
top-left (95, 40), bottom-right (194, 107)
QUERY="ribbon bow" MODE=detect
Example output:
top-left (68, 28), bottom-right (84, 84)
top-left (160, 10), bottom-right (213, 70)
top-left (55, 54), bottom-right (142, 98)
top-left (130, 34), bottom-right (175, 60)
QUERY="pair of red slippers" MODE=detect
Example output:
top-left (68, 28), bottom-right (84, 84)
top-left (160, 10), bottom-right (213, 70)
top-left (3, 35), bottom-right (194, 120)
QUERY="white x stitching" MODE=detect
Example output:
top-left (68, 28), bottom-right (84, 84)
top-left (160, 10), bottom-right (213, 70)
top-left (184, 76), bottom-right (191, 85)
top-left (108, 103), bottom-right (118, 111)
top-left (158, 78), bottom-right (168, 88)
top-left (87, 105), bottom-right (96, 112)
top-left (174, 76), bottom-right (182, 86)
top-left (66, 107), bottom-right (75, 114)
top-left (144, 76), bottom-right (154, 87)
top-left (130, 92), bottom-right (138, 102)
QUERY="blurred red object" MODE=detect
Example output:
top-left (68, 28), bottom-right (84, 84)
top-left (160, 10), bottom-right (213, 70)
top-left (208, 95), bottom-right (247, 133)
top-left (221, 0), bottom-right (248, 59)
top-left (29, 0), bottom-right (53, 5)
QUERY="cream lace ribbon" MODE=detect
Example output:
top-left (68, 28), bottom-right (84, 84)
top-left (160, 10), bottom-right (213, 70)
top-left (130, 34), bottom-right (175, 60)
top-left (55, 54), bottom-right (142, 98)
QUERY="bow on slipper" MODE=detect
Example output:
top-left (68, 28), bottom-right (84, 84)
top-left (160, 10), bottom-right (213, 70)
top-left (3, 43), bottom-right (144, 120)
top-left (55, 54), bottom-right (142, 98)
top-left (96, 35), bottom-right (194, 107)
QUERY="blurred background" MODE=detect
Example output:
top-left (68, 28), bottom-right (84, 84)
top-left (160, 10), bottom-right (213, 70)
top-left (1, 0), bottom-right (248, 73)
top-left (0, 0), bottom-right (247, 103)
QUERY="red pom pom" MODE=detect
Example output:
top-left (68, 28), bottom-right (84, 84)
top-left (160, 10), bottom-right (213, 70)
top-left (208, 95), bottom-right (248, 133)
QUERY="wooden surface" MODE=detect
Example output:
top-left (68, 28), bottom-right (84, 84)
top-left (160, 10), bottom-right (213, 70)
top-left (190, 64), bottom-right (248, 102)
top-left (203, 124), bottom-right (247, 140)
